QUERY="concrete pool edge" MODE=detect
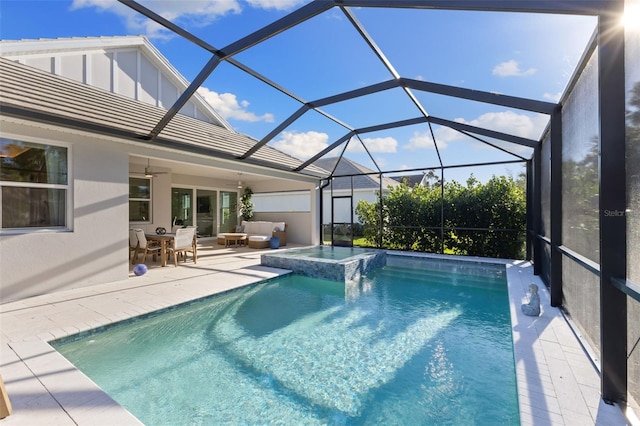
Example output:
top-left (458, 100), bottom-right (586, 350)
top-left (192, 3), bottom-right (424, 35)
top-left (0, 255), bottom-right (630, 425)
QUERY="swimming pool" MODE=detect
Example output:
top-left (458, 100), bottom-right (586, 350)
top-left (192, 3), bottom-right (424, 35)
top-left (52, 255), bottom-right (519, 425)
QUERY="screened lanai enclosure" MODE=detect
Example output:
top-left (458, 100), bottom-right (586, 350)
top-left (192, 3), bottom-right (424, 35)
top-left (3, 0), bottom-right (639, 419)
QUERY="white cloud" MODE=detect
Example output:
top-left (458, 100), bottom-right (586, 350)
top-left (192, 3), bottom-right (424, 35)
top-left (435, 111), bottom-right (548, 154)
top-left (543, 91), bottom-right (562, 102)
top-left (347, 137), bottom-right (397, 153)
top-left (404, 131), bottom-right (445, 150)
top-left (71, 0), bottom-right (307, 38)
top-left (197, 87), bottom-right (274, 123)
top-left (492, 60), bottom-right (537, 77)
top-left (433, 126), bottom-right (460, 144)
top-left (405, 111), bottom-right (546, 152)
top-left (246, 0), bottom-right (306, 11)
top-left (71, 0), bottom-right (241, 38)
top-left (462, 111), bottom-right (545, 139)
top-left (272, 131), bottom-right (329, 160)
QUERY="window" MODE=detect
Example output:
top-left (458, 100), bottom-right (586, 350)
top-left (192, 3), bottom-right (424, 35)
top-left (129, 177), bottom-right (151, 222)
top-left (171, 187), bottom-right (193, 228)
top-left (0, 138), bottom-right (68, 230)
top-left (252, 191), bottom-right (310, 212)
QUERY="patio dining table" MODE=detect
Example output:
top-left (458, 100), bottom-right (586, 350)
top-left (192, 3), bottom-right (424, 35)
top-left (145, 233), bottom-right (175, 267)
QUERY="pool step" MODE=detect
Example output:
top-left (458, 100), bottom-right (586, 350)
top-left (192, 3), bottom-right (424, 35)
top-left (372, 266), bottom-right (505, 290)
top-left (381, 265), bottom-right (501, 281)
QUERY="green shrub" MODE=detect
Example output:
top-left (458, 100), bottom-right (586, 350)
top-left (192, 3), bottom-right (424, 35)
top-left (355, 175), bottom-right (526, 259)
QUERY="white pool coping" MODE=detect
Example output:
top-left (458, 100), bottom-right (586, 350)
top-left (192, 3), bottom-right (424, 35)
top-left (0, 250), bottom-right (632, 425)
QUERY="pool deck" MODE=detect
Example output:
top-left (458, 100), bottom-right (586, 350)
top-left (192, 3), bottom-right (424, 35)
top-left (0, 246), bottom-right (632, 425)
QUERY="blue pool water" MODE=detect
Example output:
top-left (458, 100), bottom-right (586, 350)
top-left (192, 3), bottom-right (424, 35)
top-left (53, 256), bottom-right (519, 425)
top-left (274, 246), bottom-right (378, 261)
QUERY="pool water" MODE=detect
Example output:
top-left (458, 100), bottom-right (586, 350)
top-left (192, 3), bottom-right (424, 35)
top-left (53, 256), bottom-right (519, 425)
top-left (276, 246), bottom-right (377, 261)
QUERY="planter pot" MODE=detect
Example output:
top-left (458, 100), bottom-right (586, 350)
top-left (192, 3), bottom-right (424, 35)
top-left (270, 236), bottom-right (280, 249)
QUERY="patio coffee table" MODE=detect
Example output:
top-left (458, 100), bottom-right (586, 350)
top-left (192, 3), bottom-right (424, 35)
top-left (224, 233), bottom-right (247, 247)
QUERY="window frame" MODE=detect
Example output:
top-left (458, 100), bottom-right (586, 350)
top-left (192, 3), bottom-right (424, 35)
top-left (129, 176), bottom-right (152, 224)
top-left (0, 134), bottom-right (72, 234)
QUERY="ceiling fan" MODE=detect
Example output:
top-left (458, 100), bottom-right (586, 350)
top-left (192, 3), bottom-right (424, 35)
top-left (143, 159), bottom-right (168, 178)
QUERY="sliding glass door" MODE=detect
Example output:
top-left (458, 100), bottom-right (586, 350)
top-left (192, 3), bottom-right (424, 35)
top-left (171, 188), bottom-right (193, 228)
top-left (172, 187), bottom-right (234, 237)
top-left (219, 191), bottom-right (238, 233)
top-left (196, 190), bottom-right (217, 238)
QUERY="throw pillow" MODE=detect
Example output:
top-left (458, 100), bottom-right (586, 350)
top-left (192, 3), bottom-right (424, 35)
top-left (235, 225), bottom-right (244, 233)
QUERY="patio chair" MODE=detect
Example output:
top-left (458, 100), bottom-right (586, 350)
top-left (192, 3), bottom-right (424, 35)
top-left (129, 228), bottom-right (139, 261)
top-left (132, 229), bottom-right (161, 264)
top-left (168, 227), bottom-right (197, 267)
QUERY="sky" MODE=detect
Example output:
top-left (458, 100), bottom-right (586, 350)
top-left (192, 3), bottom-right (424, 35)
top-left (0, 0), bottom-right (600, 183)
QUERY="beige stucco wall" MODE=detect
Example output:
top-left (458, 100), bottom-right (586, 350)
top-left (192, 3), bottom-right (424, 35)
top-left (252, 212), bottom-right (315, 245)
top-left (0, 121), bottom-right (131, 302)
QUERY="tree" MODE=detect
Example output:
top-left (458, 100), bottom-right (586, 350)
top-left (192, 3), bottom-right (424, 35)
top-left (417, 169), bottom-right (441, 189)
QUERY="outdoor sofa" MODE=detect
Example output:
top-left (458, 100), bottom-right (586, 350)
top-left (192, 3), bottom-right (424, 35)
top-left (217, 220), bottom-right (286, 248)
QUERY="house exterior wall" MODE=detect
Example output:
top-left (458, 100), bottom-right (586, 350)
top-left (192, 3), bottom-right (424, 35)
top-left (252, 212), bottom-right (314, 245)
top-left (249, 180), bottom-right (318, 245)
top-left (0, 120), bottom-right (130, 302)
top-left (148, 172), bottom-right (173, 233)
top-left (90, 52), bottom-right (112, 92)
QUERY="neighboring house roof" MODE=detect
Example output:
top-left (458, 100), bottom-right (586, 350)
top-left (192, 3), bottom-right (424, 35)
top-left (314, 157), bottom-right (400, 191)
top-left (0, 36), bottom-right (231, 130)
top-left (0, 57), bottom-right (327, 176)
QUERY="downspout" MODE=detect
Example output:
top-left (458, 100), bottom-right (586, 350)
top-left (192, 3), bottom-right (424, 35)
top-left (319, 178), bottom-right (331, 246)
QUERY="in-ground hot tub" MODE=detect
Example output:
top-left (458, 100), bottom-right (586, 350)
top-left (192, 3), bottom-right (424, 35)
top-left (260, 246), bottom-right (386, 282)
